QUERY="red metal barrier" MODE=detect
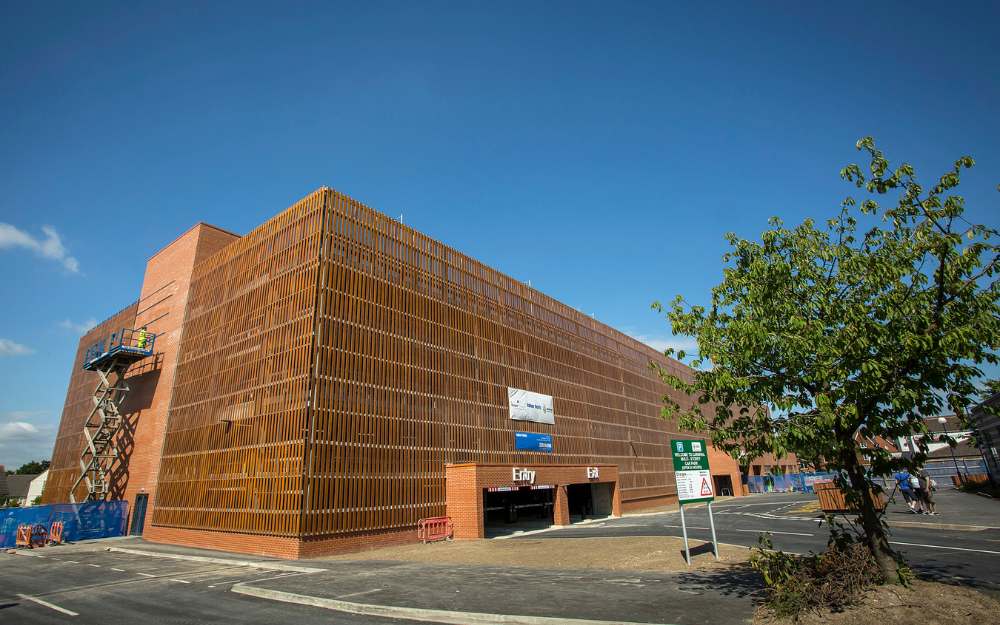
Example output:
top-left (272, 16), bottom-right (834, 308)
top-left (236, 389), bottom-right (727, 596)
top-left (49, 521), bottom-right (64, 545)
top-left (417, 516), bottom-right (453, 543)
top-left (29, 524), bottom-right (48, 548)
top-left (14, 524), bottom-right (48, 549)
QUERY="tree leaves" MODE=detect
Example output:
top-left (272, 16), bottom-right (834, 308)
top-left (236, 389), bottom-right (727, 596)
top-left (652, 136), bottom-right (1000, 481)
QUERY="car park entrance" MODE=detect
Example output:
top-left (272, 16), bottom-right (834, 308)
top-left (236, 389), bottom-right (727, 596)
top-left (446, 463), bottom-right (622, 539)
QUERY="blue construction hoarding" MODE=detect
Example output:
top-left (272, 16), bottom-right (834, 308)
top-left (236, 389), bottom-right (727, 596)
top-left (0, 501), bottom-right (129, 549)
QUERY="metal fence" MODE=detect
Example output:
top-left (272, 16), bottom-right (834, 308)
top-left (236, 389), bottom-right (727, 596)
top-left (747, 471), bottom-right (841, 493)
top-left (0, 501), bottom-right (129, 549)
top-left (745, 460), bottom-right (988, 494)
top-left (869, 460), bottom-right (987, 489)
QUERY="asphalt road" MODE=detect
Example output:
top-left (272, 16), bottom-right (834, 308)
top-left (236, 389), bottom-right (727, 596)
top-left (0, 549), bottom-right (421, 625)
top-left (519, 491), bottom-right (1000, 595)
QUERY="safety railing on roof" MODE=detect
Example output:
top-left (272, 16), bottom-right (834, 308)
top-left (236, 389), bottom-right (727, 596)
top-left (83, 327), bottom-right (155, 370)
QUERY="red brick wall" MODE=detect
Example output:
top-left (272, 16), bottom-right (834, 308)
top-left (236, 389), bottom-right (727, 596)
top-left (119, 224), bottom-right (239, 534)
top-left (445, 463), bottom-right (621, 540)
top-left (43, 304), bottom-right (139, 504)
top-left (746, 451), bottom-right (801, 476)
top-left (707, 444), bottom-right (744, 498)
top-left (145, 523), bottom-right (420, 559)
top-left (620, 494), bottom-right (676, 513)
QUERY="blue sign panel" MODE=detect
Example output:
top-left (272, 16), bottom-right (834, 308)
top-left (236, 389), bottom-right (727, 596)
top-left (515, 431), bottom-right (552, 452)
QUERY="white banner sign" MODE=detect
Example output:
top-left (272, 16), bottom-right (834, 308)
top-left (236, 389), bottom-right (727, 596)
top-left (508, 388), bottom-right (555, 425)
top-left (675, 469), bottom-right (714, 502)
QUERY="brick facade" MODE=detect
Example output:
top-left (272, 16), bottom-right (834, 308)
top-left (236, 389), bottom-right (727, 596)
top-left (445, 463), bottom-right (621, 539)
top-left (706, 444), bottom-right (744, 498)
top-left (46, 188), bottom-right (715, 560)
top-left (118, 223), bottom-right (240, 535)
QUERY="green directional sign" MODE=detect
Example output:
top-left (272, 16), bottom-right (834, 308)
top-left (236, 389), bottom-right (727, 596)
top-left (671, 439), bottom-right (715, 504)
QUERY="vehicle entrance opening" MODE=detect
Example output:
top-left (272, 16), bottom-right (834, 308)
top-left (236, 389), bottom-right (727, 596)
top-left (566, 483), bottom-right (595, 521)
top-left (713, 474), bottom-right (734, 497)
top-left (483, 486), bottom-right (554, 536)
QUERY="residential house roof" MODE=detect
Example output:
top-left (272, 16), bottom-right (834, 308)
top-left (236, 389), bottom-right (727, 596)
top-left (926, 440), bottom-right (983, 461)
top-left (5, 474), bottom-right (38, 499)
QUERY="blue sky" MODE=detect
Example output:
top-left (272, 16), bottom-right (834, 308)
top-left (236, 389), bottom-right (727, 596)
top-left (1, 2), bottom-right (998, 468)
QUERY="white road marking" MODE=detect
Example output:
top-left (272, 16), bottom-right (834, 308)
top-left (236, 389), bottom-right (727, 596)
top-left (946, 575), bottom-right (1000, 587)
top-left (17, 594), bottom-right (79, 616)
top-left (87, 564), bottom-right (101, 568)
top-left (736, 529), bottom-right (814, 537)
top-left (136, 572), bottom-right (156, 577)
top-left (169, 579), bottom-right (191, 584)
top-left (110, 568), bottom-right (125, 572)
top-left (891, 541), bottom-right (1000, 555)
top-left (64, 561), bottom-right (78, 564)
top-left (336, 589), bottom-right (382, 599)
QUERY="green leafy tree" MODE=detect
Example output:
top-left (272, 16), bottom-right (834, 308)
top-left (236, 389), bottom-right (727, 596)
top-left (13, 460), bottom-right (49, 475)
top-left (653, 138), bottom-right (1000, 582)
top-left (979, 378), bottom-right (1000, 399)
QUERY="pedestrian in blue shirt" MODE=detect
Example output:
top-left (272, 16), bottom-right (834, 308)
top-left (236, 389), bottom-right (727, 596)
top-left (894, 470), bottom-right (923, 514)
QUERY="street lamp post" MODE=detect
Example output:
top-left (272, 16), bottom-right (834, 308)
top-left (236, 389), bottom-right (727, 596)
top-left (938, 416), bottom-right (965, 483)
top-left (968, 421), bottom-right (998, 489)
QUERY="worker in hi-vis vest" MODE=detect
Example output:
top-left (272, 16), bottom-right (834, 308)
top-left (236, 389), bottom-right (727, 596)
top-left (137, 327), bottom-right (148, 349)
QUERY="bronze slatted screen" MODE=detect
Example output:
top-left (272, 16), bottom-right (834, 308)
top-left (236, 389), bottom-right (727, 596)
top-left (43, 303), bottom-right (139, 504)
top-left (152, 190), bottom-right (325, 536)
top-left (302, 188), bottom-right (697, 538)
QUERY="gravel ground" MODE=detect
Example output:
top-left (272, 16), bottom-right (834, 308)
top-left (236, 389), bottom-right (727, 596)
top-left (317, 535), bottom-right (751, 572)
top-left (756, 580), bottom-right (1000, 625)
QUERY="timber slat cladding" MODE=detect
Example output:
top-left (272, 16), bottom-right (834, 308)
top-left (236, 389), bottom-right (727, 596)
top-left (153, 190), bottom-right (325, 536)
top-left (303, 188), bottom-right (696, 538)
top-left (43, 303), bottom-right (139, 505)
top-left (153, 186), bottom-right (699, 540)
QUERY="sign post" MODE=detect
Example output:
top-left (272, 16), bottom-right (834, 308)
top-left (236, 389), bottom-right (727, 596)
top-left (671, 439), bottom-right (718, 564)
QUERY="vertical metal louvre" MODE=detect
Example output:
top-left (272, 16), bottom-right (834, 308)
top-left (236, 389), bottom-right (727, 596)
top-left (152, 190), bottom-right (325, 536)
top-left (301, 188), bottom-right (698, 539)
top-left (149, 186), bottom-right (699, 541)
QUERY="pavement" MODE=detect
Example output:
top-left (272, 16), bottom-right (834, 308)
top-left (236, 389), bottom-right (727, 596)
top-left (539, 487), bottom-right (1000, 596)
top-left (4, 535), bottom-right (756, 624)
top-left (3, 487), bottom-right (996, 624)
top-left (879, 483), bottom-right (1000, 530)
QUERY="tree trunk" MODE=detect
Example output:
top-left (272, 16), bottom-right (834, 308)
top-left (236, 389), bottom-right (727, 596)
top-left (840, 448), bottom-right (899, 583)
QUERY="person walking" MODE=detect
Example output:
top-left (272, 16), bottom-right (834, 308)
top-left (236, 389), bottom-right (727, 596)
top-left (894, 469), bottom-right (923, 514)
top-left (917, 467), bottom-right (938, 515)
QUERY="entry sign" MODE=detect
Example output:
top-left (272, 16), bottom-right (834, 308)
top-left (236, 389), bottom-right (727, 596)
top-left (671, 439), bottom-right (714, 504)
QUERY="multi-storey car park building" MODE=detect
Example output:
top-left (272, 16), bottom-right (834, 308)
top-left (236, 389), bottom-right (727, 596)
top-left (44, 188), bottom-right (742, 558)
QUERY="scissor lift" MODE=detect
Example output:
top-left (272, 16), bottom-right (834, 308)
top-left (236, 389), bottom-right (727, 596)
top-left (69, 328), bottom-right (155, 503)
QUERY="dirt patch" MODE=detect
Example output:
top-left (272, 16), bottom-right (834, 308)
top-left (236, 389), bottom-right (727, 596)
top-left (318, 535), bottom-right (749, 571)
top-left (755, 579), bottom-right (1000, 625)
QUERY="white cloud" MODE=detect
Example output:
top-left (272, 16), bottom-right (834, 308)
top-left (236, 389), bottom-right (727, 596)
top-left (0, 222), bottom-right (80, 274)
top-left (0, 338), bottom-right (36, 357)
top-left (57, 317), bottom-right (98, 335)
top-left (0, 412), bottom-right (58, 469)
top-left (0, 421), bottom-right (41, 440)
